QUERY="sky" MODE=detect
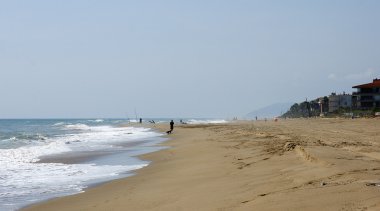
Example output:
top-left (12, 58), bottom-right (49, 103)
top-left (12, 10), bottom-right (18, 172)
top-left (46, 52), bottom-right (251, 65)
top-left (1, 0), bottom-right (380, 118)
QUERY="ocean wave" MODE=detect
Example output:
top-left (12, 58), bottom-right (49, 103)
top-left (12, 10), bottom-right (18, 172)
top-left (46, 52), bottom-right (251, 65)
top-left (0, 124), bottom-right (162, 210)
top-left (53, 122), bottom-right (65, 126)
top-left (64, 124), bottom-right (91, 130)
top-left (0, 126), bottom-right (160, 164)
top-left (88, 119), bottom-right (104, 123)
top-left (7, 137), bottom-right (16, 141)
top-left (187, 119), bottom-right (228, 124)
top-left (1, 134), bottom-right (47, 144)
top-left (0, 160), bottom-right (147, 210)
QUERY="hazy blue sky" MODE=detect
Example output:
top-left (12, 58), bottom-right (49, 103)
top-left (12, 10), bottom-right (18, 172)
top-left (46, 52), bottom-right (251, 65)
top-left (1, 0), bottom-right (379, 118)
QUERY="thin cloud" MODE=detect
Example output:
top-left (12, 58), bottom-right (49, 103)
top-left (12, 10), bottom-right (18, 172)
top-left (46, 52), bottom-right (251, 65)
top-left (344, 68), bottom-right (377, 80)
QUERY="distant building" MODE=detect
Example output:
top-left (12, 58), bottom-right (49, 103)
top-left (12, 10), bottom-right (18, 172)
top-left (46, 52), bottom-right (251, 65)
top-left (352, 78), bottom-right (380, 109)
top-left (328, 92), bottom-right (352, 112)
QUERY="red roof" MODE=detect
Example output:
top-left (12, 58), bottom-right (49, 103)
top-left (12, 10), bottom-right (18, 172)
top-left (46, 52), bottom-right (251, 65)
top-left (353, 79), bottom-right (380, 88)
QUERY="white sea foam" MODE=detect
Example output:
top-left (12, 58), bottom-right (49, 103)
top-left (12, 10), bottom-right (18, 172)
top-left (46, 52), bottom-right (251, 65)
top-left (0, 162), bottom-right (147, 210)
top-left (53, 122), bottom-right (65, 126)
top-left (0, 124), bottom-right (162, 211)
top-left (64, 123), bottom-right (92, 130)
top-left (88, 119), bottom-right (104, 123)
top-left (7, 137), bottom-right (17, 141)
top-left (186, 119), bottom-right (228, 124)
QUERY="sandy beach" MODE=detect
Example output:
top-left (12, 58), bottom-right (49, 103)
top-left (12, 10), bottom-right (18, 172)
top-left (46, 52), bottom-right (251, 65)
top-left (23, 119), bottom-right (380, 211)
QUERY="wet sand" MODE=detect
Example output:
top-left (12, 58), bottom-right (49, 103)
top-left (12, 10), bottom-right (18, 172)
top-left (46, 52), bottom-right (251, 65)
top-left (23, 119), bottom-right (380, 210)
top-left (37, 140), bottom-right (151, 164)
top-left (37, 151), bottom-right (116, 164)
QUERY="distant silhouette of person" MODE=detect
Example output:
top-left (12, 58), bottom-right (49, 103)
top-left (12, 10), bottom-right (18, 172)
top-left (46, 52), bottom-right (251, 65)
top-left (139, 118), bottom-right (142, 124)
top-left (166, 120), bottom-right (175, 134)
top-left (170, 120), bottom-right (174, 131)
top-left (255, 116), bottom-right (258, 121)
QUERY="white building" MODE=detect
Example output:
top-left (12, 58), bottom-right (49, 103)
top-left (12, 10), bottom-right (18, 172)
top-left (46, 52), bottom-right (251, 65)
top-left (328, 92), bottom-right (352, 112)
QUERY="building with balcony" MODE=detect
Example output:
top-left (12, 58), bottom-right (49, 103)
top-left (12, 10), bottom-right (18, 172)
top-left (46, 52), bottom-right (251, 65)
top-left (352, 79), bottom-right (380, 109)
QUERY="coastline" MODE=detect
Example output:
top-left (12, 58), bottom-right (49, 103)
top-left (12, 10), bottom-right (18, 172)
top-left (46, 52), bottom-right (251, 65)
top-left (23, 119), bottom-right (380, 210)
top-left (21, 123), bottom-right (176, 211)
top-left (13, 122), bottom-right (166, 211)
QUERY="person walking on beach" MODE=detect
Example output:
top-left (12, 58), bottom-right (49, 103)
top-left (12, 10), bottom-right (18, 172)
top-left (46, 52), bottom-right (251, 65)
top-left (170, 120), bottom-right (174, 131)
top-left (166, 120), bottom-right (175, 134)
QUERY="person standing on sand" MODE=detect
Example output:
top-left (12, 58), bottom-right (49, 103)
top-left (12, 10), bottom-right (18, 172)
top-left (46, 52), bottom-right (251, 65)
top-left (170, 120), bottom-right (174, 132)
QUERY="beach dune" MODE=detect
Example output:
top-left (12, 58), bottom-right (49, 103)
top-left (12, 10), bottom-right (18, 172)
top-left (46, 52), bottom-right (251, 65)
top-left (24, 119), bottom-right (380, 210)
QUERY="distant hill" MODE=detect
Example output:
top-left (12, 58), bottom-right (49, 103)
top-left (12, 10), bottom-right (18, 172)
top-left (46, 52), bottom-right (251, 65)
top-left (245, 102), bottom-right (294, 119)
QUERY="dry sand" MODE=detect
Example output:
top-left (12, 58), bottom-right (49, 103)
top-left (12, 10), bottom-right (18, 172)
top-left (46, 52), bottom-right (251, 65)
top-left (23, 119), bottom-right (380, 210)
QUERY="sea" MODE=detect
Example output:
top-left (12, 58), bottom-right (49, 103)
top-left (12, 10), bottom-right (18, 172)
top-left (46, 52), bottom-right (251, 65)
top-left (0, 118), bottom-right (227, 210)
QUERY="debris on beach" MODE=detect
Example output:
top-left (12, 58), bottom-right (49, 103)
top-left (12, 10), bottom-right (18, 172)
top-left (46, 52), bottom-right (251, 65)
top-left (283, 142), bottom-right (297, 151)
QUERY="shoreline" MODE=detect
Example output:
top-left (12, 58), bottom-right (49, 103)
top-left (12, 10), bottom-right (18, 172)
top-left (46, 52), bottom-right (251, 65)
top-left (21, 123), bottom-right (174, 211)
top-left (37, 138), bottom-right (156, 164)
top-left (17, 123), bottom-right (168, 211)
top-left (23, 119), bottom-right (380, 210)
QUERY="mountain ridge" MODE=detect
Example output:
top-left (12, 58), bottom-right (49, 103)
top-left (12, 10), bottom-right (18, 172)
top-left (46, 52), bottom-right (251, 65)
top-left (245, 102), bottom-right (294, 119)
